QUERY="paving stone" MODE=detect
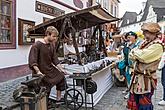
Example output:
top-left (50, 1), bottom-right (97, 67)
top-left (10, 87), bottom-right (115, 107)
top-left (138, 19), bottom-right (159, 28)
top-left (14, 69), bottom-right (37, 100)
top-left (1, 72), bottom-right (165, 110)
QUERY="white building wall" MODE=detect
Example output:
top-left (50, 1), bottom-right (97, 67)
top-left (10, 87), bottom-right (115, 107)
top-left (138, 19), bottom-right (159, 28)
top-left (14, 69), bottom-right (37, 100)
top-left (112, 0), bottom-right (119, 17)
top-left (92, 0), bottom-right (119, 18)
top-left (145, 6), bottom-right (157, 23)
top-left (59, 0), bottom-right (88, 9)
top-left (0, 0), bottom-right (80, 69)
top-left (120, 6), bottom-right (157, 34)
top-left (120, 22), bottom-right (142, 34)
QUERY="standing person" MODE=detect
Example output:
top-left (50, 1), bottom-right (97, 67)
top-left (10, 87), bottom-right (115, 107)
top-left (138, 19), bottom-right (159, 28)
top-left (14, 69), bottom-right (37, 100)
top-left (127, 22), bottom-right (164, 110)
top-left (28, 26), bottom-right (66, 103)
top-left (122, 31), bottom-right (141, 99)
top-left (158, 52), bottom-right (165, 105)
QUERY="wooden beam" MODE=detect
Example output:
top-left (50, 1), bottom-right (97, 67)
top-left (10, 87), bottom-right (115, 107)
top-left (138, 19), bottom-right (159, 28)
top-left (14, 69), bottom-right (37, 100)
top-left (67, 18), bottom-right (82, 65)
top-left (55, 18), bottom-right (68, 52)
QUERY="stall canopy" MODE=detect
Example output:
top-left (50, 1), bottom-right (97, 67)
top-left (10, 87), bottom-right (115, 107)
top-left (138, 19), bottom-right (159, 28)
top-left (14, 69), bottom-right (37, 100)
top-left (28, 5), bottom-right (120, 36)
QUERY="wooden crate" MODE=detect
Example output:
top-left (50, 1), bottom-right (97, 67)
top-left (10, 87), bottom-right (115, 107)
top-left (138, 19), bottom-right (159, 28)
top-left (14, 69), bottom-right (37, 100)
top-left (36, 96), bottom-right (47, 110)
top-left (20, 92), bottom-right (47, 110)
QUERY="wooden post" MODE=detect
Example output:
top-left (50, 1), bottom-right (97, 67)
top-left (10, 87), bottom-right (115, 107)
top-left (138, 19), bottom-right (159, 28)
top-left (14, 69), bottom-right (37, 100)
top-left (67, 18), bottom-right (82, 65)
top-left (91, 25), bottom-right (99, 40)
top-left (55, 18), bottom-right (68, 51)
top-left (98, 25), bottom-right (102, 51)
top-left (98, 25), bottom-right (107, 57)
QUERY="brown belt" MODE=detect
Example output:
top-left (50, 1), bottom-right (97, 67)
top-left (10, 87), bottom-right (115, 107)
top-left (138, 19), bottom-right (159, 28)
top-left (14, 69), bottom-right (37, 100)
top-left (134, 70), bottom-right (156, 75)
top-left (134, 70), bottom-right (156, 91)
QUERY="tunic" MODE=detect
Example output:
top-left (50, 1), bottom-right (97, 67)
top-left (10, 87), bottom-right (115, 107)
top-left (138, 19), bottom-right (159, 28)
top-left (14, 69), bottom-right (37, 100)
top-left (28, 41), bottom-right (65, 89)
top-left (129, 40), bottom-right (163, 94)
top-left (127, 39), bottom-right (164, 110)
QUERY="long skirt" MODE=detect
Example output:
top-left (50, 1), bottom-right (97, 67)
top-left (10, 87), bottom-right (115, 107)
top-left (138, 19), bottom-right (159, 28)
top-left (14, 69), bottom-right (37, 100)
top-left (127, 80), bottom-right (157, 110)
top-left (127, 92), bottom-right (154, 110)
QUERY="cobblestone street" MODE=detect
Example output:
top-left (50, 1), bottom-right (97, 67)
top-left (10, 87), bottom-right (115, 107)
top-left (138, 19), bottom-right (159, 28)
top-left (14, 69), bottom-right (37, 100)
top-left (1, 72), bottom-right (165, 110)
top-left (93, 71), bottom-right (165, 110)
top-left (0, 76), bottom-right (28, 109)
top-left (1, 0), bottom-right (165, 110)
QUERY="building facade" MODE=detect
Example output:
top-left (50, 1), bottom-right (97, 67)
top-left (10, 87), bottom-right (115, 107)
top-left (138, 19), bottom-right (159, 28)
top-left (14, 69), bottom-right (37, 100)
top-left (92, 0), bottom-right (119, 17)
top-left (0, 0), bottom-right (90, 82)
top-left (92, 0), bottom-right (120, 36)
top-left (119, 0), bottom-right (165, 35)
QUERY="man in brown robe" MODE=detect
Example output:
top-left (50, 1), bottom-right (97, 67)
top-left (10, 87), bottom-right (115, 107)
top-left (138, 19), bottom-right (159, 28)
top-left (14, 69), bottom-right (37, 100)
top-left (28, 26), bottom-right (65, 102)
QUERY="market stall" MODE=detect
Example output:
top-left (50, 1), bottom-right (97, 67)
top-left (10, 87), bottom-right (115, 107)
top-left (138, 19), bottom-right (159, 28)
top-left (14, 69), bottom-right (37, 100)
top-left (28, 4), bottom-right (119, 64)
top-left (28, 4), bottom-right (119, 109)
top-left (49, 57), bottom-right (117, 106)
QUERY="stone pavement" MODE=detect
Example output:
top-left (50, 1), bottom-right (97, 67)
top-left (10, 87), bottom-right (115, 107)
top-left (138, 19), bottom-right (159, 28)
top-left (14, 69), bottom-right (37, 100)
top-left (0, 72), bottom-right (165, 110)
top-left (93, 71), bottom-right (165, 110)
top-left (0, 75), bottom-right (29, 109)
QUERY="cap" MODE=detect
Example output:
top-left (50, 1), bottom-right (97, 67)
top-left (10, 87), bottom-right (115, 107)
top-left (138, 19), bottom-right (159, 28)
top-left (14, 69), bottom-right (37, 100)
top-left (125, 31), bottom-right (137, 39)
top-left (141, 22), bottom-right (161, 33)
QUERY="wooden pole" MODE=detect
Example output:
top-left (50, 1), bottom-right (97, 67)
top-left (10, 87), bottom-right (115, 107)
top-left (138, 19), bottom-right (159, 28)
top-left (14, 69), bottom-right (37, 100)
top-left (67, 18), bottom-right (82, 65)
top-left (98, 25), bottom-right (107, 57)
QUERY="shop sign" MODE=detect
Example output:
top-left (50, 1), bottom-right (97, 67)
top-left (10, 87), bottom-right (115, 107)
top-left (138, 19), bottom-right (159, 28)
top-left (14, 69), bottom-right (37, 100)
top-left (36, 1), bottom-right (65, 17)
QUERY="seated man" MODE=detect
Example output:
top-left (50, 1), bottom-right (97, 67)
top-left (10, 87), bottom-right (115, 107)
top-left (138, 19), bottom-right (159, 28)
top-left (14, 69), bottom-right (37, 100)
top-left (28, 26), bottom-right (66, 105)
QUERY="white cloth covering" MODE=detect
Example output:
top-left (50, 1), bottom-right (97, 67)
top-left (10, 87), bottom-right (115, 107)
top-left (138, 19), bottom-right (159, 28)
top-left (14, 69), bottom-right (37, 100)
top-left (49, 57), bottom-right (117, 106)
top-left (63, 43), bottom-right (85, 55)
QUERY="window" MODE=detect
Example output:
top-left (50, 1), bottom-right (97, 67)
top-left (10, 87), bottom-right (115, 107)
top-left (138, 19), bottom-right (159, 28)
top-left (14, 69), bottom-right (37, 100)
top-left (114, 6), bottom-right (117, 17)
top-left (18, 18), bottom-right (35, 45)
top-left (96, 0), bottom-right (100, 4)
top-left (103, 0), bottom-right (108, 10)
top-left (127, 19), bottom-right (129, 24)
top-left (86, 0), bottom-right (92, 7)
top-left (0, 0), bottom-right (16, 49)
top-left (111, 3), bottom-right (113, 15)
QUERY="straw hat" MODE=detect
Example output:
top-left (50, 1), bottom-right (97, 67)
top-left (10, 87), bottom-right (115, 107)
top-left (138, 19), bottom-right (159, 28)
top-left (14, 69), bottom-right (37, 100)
top-left (141, 22), bottom-right (161, 33)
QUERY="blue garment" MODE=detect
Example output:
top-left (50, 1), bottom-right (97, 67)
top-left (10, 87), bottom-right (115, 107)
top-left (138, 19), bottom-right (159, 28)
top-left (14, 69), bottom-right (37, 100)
top-left (125, 67), bottom-right (131, 84)
top-left (117, 40), bottom-right (141, 85)
top-left (161, 66), bottom-right (165, 101)
top-left (123, 45), bottom-right (129, 66)
top-left (163, 87), bottom-right (165, 101)
top-left (124, 40), bottom-right (141, 85)
top-left (135, 93), bottom-right (154, 110)
top-left (118, 60), bottom-right (126, 69)
top-left (128, 90), bottom-right (154, 110)
top-left (117, 42), bottom-right (128, 76)
top-left (161, 66), bottom-right (165, 87)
